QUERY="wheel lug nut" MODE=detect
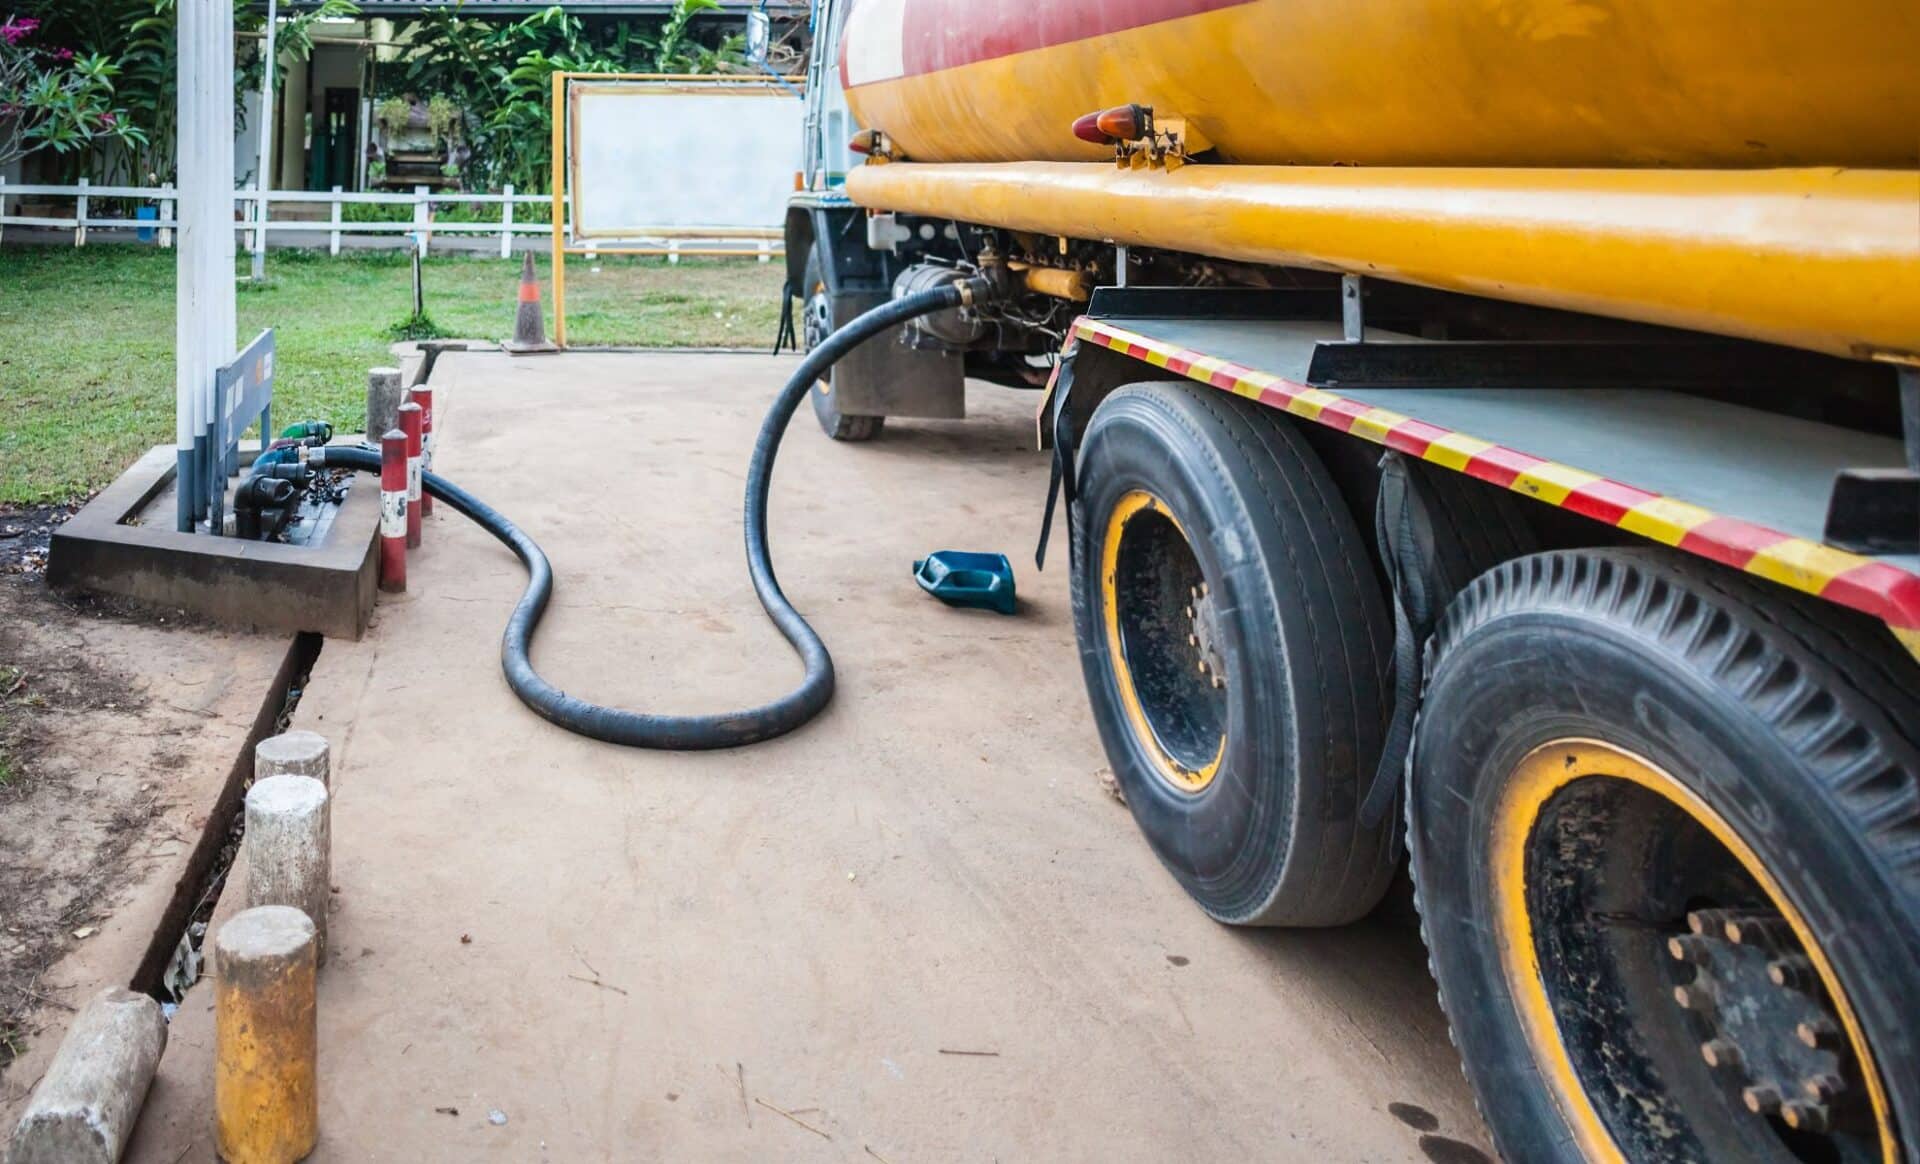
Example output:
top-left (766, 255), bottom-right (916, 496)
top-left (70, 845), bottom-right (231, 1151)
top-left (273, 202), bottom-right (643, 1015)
top-left (1797, 1018), bottom-right (1841, 1050)
top-left (1671, 984), bottom-right (1716, 1017)
top-left (1803, 1073), bottom-right (1845, 1101)
top-left (1667, 934), bottom-right (1713, 964)
top-left (1187, 634), bottom-right (1200, 646)
top-left (1781, 1100), bottom-right (1830, 1133)
top-left (1701, 1039), bottom-right (1742, 1071)
top-left (1767, 954), bottom-right (1817, 992)
top-left (1209, 675), bottom-right (1224, 689)
top-left (1742, 1085), bottom-right (1782, 1114)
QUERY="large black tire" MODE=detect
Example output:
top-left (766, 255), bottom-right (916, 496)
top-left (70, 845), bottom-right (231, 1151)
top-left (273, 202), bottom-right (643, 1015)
top-left (802, 253), bottom-right (883, 442)
top-left (1410, 548), bottom-right (1920, 1163)
top-left (1070, 381), bottom-right (1397, 926)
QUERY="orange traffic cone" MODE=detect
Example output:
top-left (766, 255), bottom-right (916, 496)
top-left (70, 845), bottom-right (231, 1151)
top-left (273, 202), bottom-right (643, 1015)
top-left (503, 252), bottom-right (559, 355)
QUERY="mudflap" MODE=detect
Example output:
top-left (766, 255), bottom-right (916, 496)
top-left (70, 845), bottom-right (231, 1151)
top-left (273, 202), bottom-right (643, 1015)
top-left (828, 291), bottom-right (966, 420)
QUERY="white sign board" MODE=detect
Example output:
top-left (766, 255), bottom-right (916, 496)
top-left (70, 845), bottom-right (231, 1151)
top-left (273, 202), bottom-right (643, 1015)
top-left (568, 81), bottom-right (804, 239)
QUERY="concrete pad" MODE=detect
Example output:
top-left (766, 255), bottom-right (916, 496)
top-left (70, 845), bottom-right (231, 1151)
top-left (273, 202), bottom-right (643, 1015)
top-left (129, 351), bottom-right (1493, 1161)
top-left (47, 445), bottom-right (379, 640)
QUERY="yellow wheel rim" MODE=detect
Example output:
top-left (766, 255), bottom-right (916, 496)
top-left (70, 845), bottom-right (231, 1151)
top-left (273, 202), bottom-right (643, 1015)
top-left (1492, 738), bottom-right (1897, 1163)
top-left (1100, 490), bottom-right (1226, 794)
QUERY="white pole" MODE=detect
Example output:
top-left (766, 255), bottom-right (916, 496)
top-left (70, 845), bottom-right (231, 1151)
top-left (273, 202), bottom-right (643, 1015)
top-left (500, 183), bottom-right (513, 258)
top-left (250, 0), bottom-right (276, 281)
top-left (176, 0), bottom-right (236, 531)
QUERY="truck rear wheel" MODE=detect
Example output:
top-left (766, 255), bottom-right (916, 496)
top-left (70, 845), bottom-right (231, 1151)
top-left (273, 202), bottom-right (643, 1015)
top-left (1410, 549), bottom-right (1920, 1163)
top-left (1070, 381), bottom-right (1396, 926)
top-left (802, 254), bottom-right (884, 442)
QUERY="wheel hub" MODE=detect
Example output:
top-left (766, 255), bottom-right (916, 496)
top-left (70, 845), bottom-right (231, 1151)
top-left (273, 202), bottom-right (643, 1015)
top-left (804, 288), bottom-right (832, 373)
top-left (1670, 907), bottom-right (1861, 1136)
top-left (1187, 583), bottom-right (1226, 690)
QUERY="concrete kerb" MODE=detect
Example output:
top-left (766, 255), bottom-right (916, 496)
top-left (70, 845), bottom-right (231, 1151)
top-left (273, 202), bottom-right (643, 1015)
top-left (4, 988), bottom-right (167, 1164)
top-left (45, 446), bottom-right (381, 640)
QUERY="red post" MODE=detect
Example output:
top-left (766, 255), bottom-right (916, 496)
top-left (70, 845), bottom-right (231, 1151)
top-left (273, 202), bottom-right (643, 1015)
top-left (398, 401), bottom-right (423, 549)
top-left (379, 428), bottom-right (407, 593)
top-left (407, 385), bottom-right (435, 517)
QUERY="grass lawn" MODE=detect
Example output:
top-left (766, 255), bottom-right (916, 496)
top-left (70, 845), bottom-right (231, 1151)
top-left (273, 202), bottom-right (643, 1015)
top-left (0, 246), bottom-right (786, 504)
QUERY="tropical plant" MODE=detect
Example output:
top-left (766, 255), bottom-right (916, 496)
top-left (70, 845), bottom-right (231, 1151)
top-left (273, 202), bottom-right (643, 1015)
top-left (426, 92), bottom-right (458, 142)
top-left (376, 95), bottom-right (411, 134)
top-left (17, 0), bottom-right (356, 183)
top-left (382, 2), bottom-right (741, 193)
top-left (0, 14), bottom-right (144, 170)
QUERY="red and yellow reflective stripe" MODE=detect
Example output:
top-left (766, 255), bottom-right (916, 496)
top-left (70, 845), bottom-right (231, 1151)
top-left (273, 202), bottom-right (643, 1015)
top-left (1071, 317), bottom-right (1920, 635)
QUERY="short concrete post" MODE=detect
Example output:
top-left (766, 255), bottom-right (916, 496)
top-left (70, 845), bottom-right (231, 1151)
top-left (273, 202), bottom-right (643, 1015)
top-left (244, 775), bottom-right (331, 966)
top-left (365, 366), bottom-right (404, 442)
top-left (254, 730), bottom-right (330, 789)
top-left (214, 906), bottom-right (318, 1164)
top-left (5, 988), bottom-right (167, 1164)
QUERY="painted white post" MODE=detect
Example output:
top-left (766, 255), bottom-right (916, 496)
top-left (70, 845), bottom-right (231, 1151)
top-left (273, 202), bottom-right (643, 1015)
top-left (0, 176), bottom-right (7, 247)
top-left (412, 185), bottom-right (429, 258)
top-left (667, 240), bottom-right (679, 266)
top-left (757, 238), bottom-right (771, 264)
top-left (250, 0), bottom-right (277, 281)
top-left (159, 183), bottom-right (175, 249)
top-left (73, 178), bottom-right (88, 246)
top-left (499, 183), bottom-right (514, 258)
top-left (176, 0), bottom-right (237, 532)
top-left (329, 186), bottom-right (342, 256)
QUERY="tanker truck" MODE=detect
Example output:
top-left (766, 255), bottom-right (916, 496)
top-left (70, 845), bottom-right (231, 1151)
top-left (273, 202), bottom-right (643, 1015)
top-left (782, 4), bottom-right (1920, 1160)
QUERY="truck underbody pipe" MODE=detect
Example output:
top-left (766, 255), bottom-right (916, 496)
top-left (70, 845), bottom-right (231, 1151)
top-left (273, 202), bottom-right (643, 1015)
top-left (317, 277), bottom-right (992, 750)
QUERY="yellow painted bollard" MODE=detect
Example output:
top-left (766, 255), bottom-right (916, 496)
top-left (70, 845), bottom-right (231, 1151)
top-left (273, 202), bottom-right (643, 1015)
top-left (215, 905), bottom-right (318, 1163)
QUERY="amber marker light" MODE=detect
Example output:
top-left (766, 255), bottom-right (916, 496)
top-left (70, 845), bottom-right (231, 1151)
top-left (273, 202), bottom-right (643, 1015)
top-left (1095, 104), bottom-right (1151, 142)
top-left (848, 129), bottom-right (883, 156)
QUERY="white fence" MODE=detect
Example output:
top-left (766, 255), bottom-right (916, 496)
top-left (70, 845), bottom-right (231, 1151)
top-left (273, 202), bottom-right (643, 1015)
top-left (0, 180), bottom-right (780, 260)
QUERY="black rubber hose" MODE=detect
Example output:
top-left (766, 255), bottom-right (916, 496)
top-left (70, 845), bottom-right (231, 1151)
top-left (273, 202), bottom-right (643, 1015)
top-left (321, 280), bottom-right (981, 749)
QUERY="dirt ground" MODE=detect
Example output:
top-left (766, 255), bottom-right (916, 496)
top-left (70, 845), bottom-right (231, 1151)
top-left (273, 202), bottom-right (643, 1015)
top-left (0, 566), bottom-right (286, 1119)
top-left (117, 351), bottom-right (1495, 1162)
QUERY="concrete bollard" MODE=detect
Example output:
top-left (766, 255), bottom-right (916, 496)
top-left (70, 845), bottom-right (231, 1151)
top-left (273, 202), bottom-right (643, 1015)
top-left (215, 906), bottom-right (318, 1164)
top-left (244, 775), bottom-right (331, 966)
top-left (365, 366), bottom-right (404, 442)
top-left (5, 988), bottom-right (167, 1164)
top-left (254, 730), bottom-right (330, 790)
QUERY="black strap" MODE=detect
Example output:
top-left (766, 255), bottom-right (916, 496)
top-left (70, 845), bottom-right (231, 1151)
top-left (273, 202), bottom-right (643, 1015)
top-left (772, 279), bottom-right (797, 356)
top-left (1360, 453), bottom-right (1432, 831)
top-left (1034, 356), bottom-right (1079, 572)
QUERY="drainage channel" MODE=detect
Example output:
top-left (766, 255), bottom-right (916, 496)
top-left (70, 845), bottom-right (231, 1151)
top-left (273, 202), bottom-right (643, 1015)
top-left (131, 631), bottom-right (324, 1007)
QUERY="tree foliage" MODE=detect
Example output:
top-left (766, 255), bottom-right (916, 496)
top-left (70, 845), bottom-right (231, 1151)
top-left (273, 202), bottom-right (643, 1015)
top-left (382, 2), bottom-right (741, 193)
top-left (16, 0), bottom-right (354, 183)
top-left (1, 15), bottom-right (145, 170)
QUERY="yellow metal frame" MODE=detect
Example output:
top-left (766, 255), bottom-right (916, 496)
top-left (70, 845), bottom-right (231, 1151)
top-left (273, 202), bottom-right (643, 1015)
top-left (547, 72), bottom-right (805, 347)
top-left (1492, 738), bottom-right (1897, 1162)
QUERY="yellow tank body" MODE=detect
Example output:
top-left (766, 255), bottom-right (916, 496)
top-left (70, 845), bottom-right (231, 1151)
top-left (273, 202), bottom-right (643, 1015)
top-left (839, 0), bottom-right (1920, 170)
top-left (836, 0), bottom-right (1920, 359)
